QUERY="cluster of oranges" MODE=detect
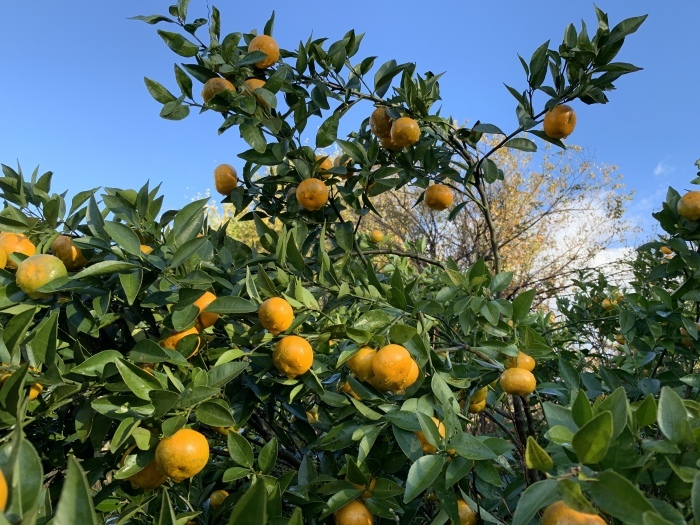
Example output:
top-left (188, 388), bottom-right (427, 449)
top-left (500, 351), bottom-right (537, 396)
top-left (344, 344), bottom-right (419, 395)
top-left (369, 107), bottom-right (421, 151)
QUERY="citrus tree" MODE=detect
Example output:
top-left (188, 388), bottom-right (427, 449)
top-left (0, 2), bottom-right (666, 524)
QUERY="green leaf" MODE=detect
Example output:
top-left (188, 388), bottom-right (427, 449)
top-left (73, 261), bottom-right (140, 279)
top-left (194, 400), bottom-right (236, 427)
top-left (403, 455), bottom-right (445, 503)
top-left (607, 15), bottom-right (648, 46)
top-left (335, 222), bottom-right (354, 253)
top-left (227, 431), bottom-right (254, 468)
top-left (572, 389), bottom-right (593, 427)
top-left (157, 489), bottom-right (178, 525)
top-left (634, 394), bottom-right (657, 428)
top-left (169, 236), bottom-right (208, 268)
top-left (658, 386), bottom-right (693, 445)
top-left (692, 471), bottom-right (700, 523)
top-left (589, 470), bottom-right (655, 523)
top-left (512, 289), bottom-right (536, 322)
top-left (115, 359), bottom-right (162, 401)
top-left (3, 306), bottom-right (36, 355)
top-left (472, 123), bottom-right (505, 135)
top-left (129, 14), bottom-right (175, 25)
top-left (258, 437), bottom-right (278, 475)
top-left (572, 411), bottom-right (613, 464)
top-left (174, 64), bottom-right (193, 99)
top-left (525, 436), bottom-right (553, 472)
top-left (53, 456), bottom-right (99, 525)
top-left (558, 357), bottom-right (580, 391)
top-left (118, 267), bottom-right (143, 306)
top-left (70, 350), bottom-right (123, 377)
top-left (316, 112), bottom-right (340, 148)
top-left (241, 123), bottom-right (267, 154)
top-left (103, 221), bottom-right (143, 256)
top-left (227, 478), bottom-right (268, 525)
top-left (206, 296), bottom-right (257, 314)
top-left (157, 29), bottom-right (200, 57)
top-left (641, 512), bottom-right (675, 525)
top-left (144, 77), bottom-right (176, 104)
top-left (4, 435), bottom-right (44, 517)
top-left (504, 137), bottom-right (537, 152)
top-left (511, 479), bottom-right (559, 525)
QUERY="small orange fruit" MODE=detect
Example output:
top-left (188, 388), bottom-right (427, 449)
top-left (210, 489), bottom-right (229, 509)
top-left (468, 399), bottom-right (486, 414)
top-left (470, 386), bottom-right (488, 404)
top-left (369, 230), bottom-right (384, 243)
top-left (505, 351), bottom-right (536, 372)
top-left (371, 344), bottom-right (413, 392)
top-left (424, 184), bottom-right (454, 211)
top-left (272, 335), bottom-right (314, 379)
top-left (500, 368), bottom-right (537, 396)
top-left (379, 133), bottom-right (402, 151)
top-left (193, 291), bottom-right (219, 329)
top-left (601, 298), bottom-right (614, 310)
top-left (0, 469), bottom-right (7, 511)
top-left (340, 381), bottom-right (361, 400)
top-left (202, 77), bottom-right (235, 103)
top-left (248, 35), bottom-right (280, 69)
top-left (0, 232), bottom-right (36, 269)
top-left (121, 445), bottom-right (168, 491)
top-left (258, 297), bottom-right (294, 334)
top-left (678, 191), bottom-right (700, 221)
top-left (369, 107), bottom-right (393, 137)
top-left (16, 254), bottom-right (67, 299)
top-left (615, 334), bottom-right (626, 345)
top-left (51, 235), bottom-right (88, 271)
top-left (456, 499), bottom-right (477, 525)
top-left (390, 117), bottom-right (420, 148)
top-left (155, 428), bottom-right (210, 483)
top-left (541, 500), bottom-right (606, 525)
top-left (415, 416), bottom-right (445, 454)
top-left (214, 164), bottom-right (238, 196)
top-left (28, 383), bottom-right (43, 401)
top-left (334, 500), bottom-right (373, 525)
top-left (244, 78), bottom-right (269, 107)
top-left (347, 347), bottom-right (377, 382)
top-left (317, 155), bottom-right (334, 178)
top-left (543, 104), bottom-right (577, 139)
top-left (140, 245), bottom-right (153, 255)
top-left (296, 178), bottom-right (329, 211)
top-left (159, 327), bottom-right (200, 358)
top-left (660, 246), bottom-right (673, 255)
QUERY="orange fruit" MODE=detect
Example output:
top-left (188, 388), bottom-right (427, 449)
top-left (468, 399), bottom-right (486, 414)
top-left (369, 230), bottom-right (384, 243)
top-left (424, 184), bottom-right (454, 211)
top-left (273, 335), bottom-right (314, 379)
top-left (347, 347), bottom-right (377, 382)
top-left (334, 500), bottom-right (373, 525)
top-left (399, 359), bottom-right (420, 390)
top-left (214, 164), bottom-right (238, 195)
top-left (0, 232), bottom-right (36, 269)
top-left (470, 386), bottom-right (488, 404)
top-left (334, 155), bottom-right (351, 168)
top-left (371, 344), bottom-right (413, 391)
top-left (51, 235), bottom-right (88, 271)
top-left (660, 246), bottom-right (673, 255)
top-left (500, 368), bottom-right (537, 396)
top-left (601, 299), bottom-right (614, 310)
top-left (210, 489), bottom-right (229, 509)
top-left (0, 469), bottom-right (6, 511)
top-left (121, 445), bottom-right (168, 491)
top-left (615, 334), bottom-right (626, 345)
top-left (505, 351), bottom-right (536, 372)
top-left (317, 155), bottom-right (334, 178)
top-left (543, 104), bottom-right (577, 139)
top-left (456, 499), bottom-right (477, 525)
top-left (258, 297), bottom-right (294, 334)
top-left (159, 327), bottom-right (200, 358)
top-left (340, 381), bottom-right (361, 400)
top-left (296, 178), bottom-right (329, 211)
top-left (541, 500), bottom-right (606, 525)
top-left (369, 107), bottom-right (393, 137)
top-left (244, 78), bottom-right (269, 107)
top-left (415, 416), bottom-right (445, 454)
top-left (390, 117), bottom-right (420, 148)
top-left (140, 245), bottom-right (153, 255)
top-left (379, 133), bottom-right (402, 151)
top-left (155, 428), bottom-right (210, 483)
top-left (201, 77), bottom-right (235, 103)
top-left (681, 337), bottom-right (694, 349)
top-left (347, 476), bottom-right (376, 499)
top-left (0, 247), bottom-right (6, 270)
top-left (678, 191), bottom-right (700, 221)
top-left (193, 291), bottom-right (219, 329)
top-left (16, 254), bottom-right (67, 299)
top-left (248, 35), bottom-right (279, 69)
top-left (28, 383), bottom-right (43, 401)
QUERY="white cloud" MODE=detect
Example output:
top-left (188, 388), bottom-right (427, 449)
top-left (653, 160), bottom-right (675, 177)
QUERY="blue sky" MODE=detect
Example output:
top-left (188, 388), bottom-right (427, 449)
top-left (1, 1), bottom-right (697, 239)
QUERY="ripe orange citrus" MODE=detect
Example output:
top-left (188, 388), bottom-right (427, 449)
top-left (347, 476), bottom-right (376, 499)
top-left (0, 469), bottom-right (6, 511)
top-left (470, 386), bottom-right (488, 404)
top-left (28, 383), bottom-right (43, 401)
top-left (505, 351), bottom-right (536, 372)
top-left (390, 117), bottom-right (420, 148)
top-left (16, 254), bottom-right (67, 299)
top-left (541, 500), bottom-right (606, 525)
top-left (371, 344), bottom-right (414, 391)
top-left (0, 247), bottom-right (6, 270)
top-left (201, 77), bottom-right (235, 103)
top-left (380, 134), bottom-right (402, 151)
top-left (0, 232), bottom-right (36, 269)
top-left (160, 327), bottom-right (200, 358)
top-left (155, 428), bottom-right (210, 483)
top-left (273, 335), bottom-right (314, 379)
top-left (468, 399), bottom-right (486, 414)
top-left (543, 104), bottom-right (577, 139)
top-left (347, 347), bottom-right (377, 382)
top-left (210, 489), bottom-right (229, 509)
top-left (121, 445), bottom-right (168, 491)
top-left (258, 297), bottom-right (294, 334)
top-left (425, 184), bottom-right (454, 211)
top-left (244, 78), bottom-right (269, 107)
top-left (457, 499), bottom-right (477, 525)
top-left (296, 178), bottom-right (329, 211)
top-left (369, 230), bottom-right (384, 243)
top-left (601, 298), bottom-right (614, 310)
top-left (340, 381), bottom-right (361, 400)
top-left (399, 359), bottom-right (420, 391)
top-left (214, 164), bottom-right (238, 195)
top-left (415, 416), bottom-right (445, 454)
top-left (317, 155), bottom-right (334, 178)
top-left (334, 500), bottom-right (373, 525)
top-left (334, 155), bottom-right (351, 168)
top-left (660, 246), bottom-right (673, 255)
top-left (678, 191), bottom-right (700, 221)
top-left (369, 107), bottom-right (393, 137)
top-left (193, 291), bottom-right (219, 330)
top-left (51, 235), bottom-right (88, 271)
top-left (500, 368), bottom-right (537, 396)
top-left (248, 35), bottom-right (280, 69)
top-left (140, 245), bottom-right (153, 255)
